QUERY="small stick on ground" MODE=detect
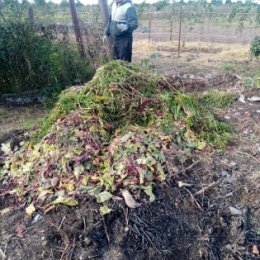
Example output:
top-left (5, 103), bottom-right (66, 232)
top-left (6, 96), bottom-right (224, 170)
top-left (243, 207), bottom-right (249, 245)
top-left (66, 236), bottom-right (76, 260)
top-left (0, 247), bottom-right (6, 259)
top-left (182, 160), bottom-right (201, 174)
top-left (102, 216), bottom-right (110, 246)
top-left (237, 151), bottom-right (260, 164)
top-left (82, 215), bottom-right (87, 233)
top-left (50, 249), bottom-right (55, 260)
top-left (59, 237), bottom-right (70, 260)
top-left (58, 216), bottom-right (66, 231)
top-left (183, 187), bottom-right (203, 211)
top-left (142, 230), bottom-right (161, 255)
top-left (194, 179), bottom-right (222, 196)
top-left (49, 222), bottom-right (70, 260)
top-left (3, 236), bottom-right (12, 256)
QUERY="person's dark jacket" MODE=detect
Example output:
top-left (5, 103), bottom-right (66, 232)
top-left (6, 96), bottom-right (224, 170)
top-left (105, 0), bottom-right (138, 39)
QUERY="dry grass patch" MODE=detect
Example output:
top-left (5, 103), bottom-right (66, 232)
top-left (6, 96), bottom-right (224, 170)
top-left (134, 40), bottom-right (250, 59)
top-left (133, 40), bottom-right (257, 77)
top-left (0, 106), bottom-right (47, 136)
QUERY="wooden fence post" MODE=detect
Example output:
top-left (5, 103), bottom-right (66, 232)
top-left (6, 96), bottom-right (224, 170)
top-left (177, 0), bottom-right (183, 57)
top-left (148, 17), bottom-right (152, 42)
top-left (69, 0), bottom-right (85, 58)
top-left (99, 0), bottom-right (110, 25)
top-left (98, 0), bottom-right (112, 53)
top-left (170, 15), bottom-right (174, 42)
top-left (28, 7), bottom-right (34, 26)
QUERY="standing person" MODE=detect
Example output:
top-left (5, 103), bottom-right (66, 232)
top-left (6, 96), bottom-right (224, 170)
top-left (103, 0), bottom-right (138, 62)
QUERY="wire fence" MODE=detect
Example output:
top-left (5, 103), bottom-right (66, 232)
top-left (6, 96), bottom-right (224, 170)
top-left (1, 4), bottom-right (259, 95)
top-left (1, 5), bottom-right (260, 56)
top-left (26, 7), bottom-right (260, 46)
top-left (135, 11), bottom-right (260, 45)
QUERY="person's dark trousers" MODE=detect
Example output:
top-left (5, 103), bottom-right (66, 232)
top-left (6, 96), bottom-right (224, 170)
top-left (112, 34), bottom-right (133, 62)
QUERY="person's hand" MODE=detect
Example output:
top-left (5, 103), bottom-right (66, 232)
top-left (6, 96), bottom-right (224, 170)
top-left (117, 23), bottom-right (128, 32)
top-left (102, 35), bottom-right (108, 44)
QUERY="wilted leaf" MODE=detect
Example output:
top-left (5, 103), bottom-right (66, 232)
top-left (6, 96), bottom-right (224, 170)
top-left (122, 189), bottom-right (142, 208)
top-left (143, 185), bottom-right (156, 202)
top-left (157, 164), bottom-right (166, 181)
top-left (0, 207), bottom-right (12, 216)
top-left (100, 205), bottom-right (112, 215)
top-left (185, 129), bottom-right (197, 141)
top-left (26, 203), bottom-right (36, 217)
top-left (161, 135), bottom-right (172, 142)
top-left (1, 142), bottom-right (11, 155)
top-left (37, 189), bottom-right (53, 201)
top-left (74, 165), bottom-right (85, 179)
top-left (120, 133), bottom-right (132, 143)
top-left (50, 177), bottom-right (59, 187)
top-left (196, 141), bottom-right (206, 150)
top-left (75, 129), bottom-right (85, 140)
top-left (52, 197), bottom-right (78, 206)
top-left (81, 176), bottom-right (89, 186)
top-left (22, 162), bottom-right (33, 173)
top-left (64, 181), bottom-right (75, 192)
top-left (15, 223), bottom-right (26, 238)
top-left (252, 245), bottom-right (259, 256)
top-left (72, 151), bottom-right (91, 163)
top-left (59, 156), bottom-right (67, 172)
top-left (96, 191), bottom-right (112, 203)
top-left (109, 136), bottom-right (121, 156)
top-left (98, 172), bottom-right (114, 189)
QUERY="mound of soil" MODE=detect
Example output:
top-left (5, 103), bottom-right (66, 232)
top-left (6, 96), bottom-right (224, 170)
top-left (0, 163), bottom-right (238, 260)
top-left (1, 151), bottom-right (259, 260)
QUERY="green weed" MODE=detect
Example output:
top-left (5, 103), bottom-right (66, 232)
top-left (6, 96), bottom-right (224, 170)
top-left (222, 62), bottom-right (234, 71)
top-left (20, 118), bottom-right (42, 129)
top-left (198, 91), bottom-right (235, 108)
top-left (187, 115), bottom-right (233, 149)
top-left (250, 36), bottom-right (260, 58)
top-left (160, 92), bottom-right (200, 120)
top-left (244, 78), bottom-right (255, 88)
top-left (0, 111), bottom-right (9, 119)
top-left (255, 74), bottom-right (260, 88)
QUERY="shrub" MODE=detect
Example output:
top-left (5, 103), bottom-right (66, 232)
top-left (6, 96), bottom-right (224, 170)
top-left (250, 36), bottom-right (260, 58)
top-left (0, 21), bottom-right (94, 94)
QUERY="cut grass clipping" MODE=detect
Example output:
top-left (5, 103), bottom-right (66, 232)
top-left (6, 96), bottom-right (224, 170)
top-left (1, 61), bottom-right (233, 215)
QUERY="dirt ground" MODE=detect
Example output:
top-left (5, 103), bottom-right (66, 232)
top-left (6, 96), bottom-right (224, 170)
top-left (0, 41), bottom-right (259, 260)
top-left (133, 40), bottom-right (260, 81)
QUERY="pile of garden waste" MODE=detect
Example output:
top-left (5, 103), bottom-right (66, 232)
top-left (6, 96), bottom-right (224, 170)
top-left (0, 61), bottom-right (233, 215)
